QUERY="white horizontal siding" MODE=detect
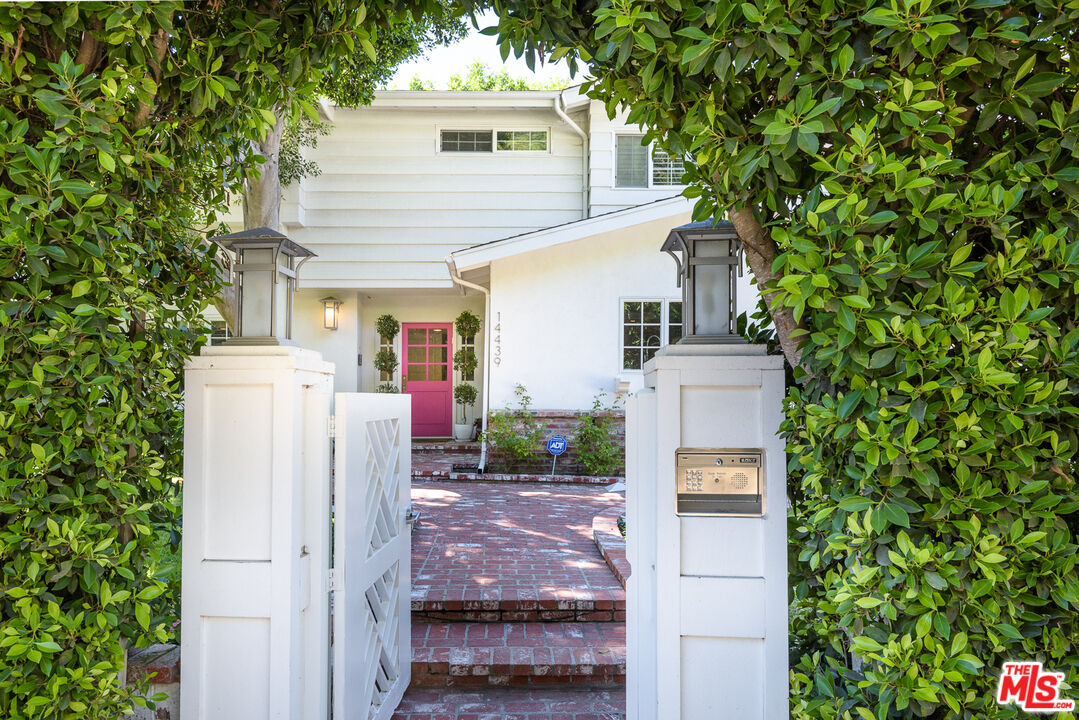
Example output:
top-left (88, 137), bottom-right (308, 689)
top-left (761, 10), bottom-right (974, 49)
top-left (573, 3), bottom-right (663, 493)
top-left (587, 101), bottom-right (686, 216)
top-left (285, 104), bottom-right (586, 288)
top-left (301, 174), bottom-right (574, 193)
top-left (289, 227), bottom-right (539, 246)
top-left (294, 209), bottom-right (581, 229)
top-left (298, 191), bottom-right (581, 211)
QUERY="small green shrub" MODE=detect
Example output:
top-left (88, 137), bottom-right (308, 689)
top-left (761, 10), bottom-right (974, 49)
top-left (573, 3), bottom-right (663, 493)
top-left (375, 383), bottom-right (398, 394)
top-left (375, 314), bottom-right (399, 342)
top-left (454, 309), bottom-right (481, 341)
top-left (373, 348), bottom-right (397, 375)
top-left (483, 384), bottom-right (546, 472)
top-left (453, 346), bottom-right (477, 378)
top-left (453, 383), bottom-right (477, 423)
top-left (573, 393), bottom-right (624, 477)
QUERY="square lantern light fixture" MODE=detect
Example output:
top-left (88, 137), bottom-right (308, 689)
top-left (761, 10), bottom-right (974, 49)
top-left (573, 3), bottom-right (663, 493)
top-left (662, 220), bottom-right (745, 344)
top-left (210, 227), bottom-right (315, 345)
top-left (321, 297), bottom-right (342, 330)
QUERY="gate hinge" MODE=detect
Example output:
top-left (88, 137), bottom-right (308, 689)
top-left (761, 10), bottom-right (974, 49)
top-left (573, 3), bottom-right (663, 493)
top-left (327, 415), bottom-right (336, 438)
top-left (328, 568), bottom-right (338, 592)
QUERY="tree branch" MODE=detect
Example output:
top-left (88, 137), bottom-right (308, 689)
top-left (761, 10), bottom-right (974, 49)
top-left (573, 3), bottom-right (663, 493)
top-left (134, 29), bottom-right (169, 127)
top-left (728, 207), bottom-right (809, 375)
top-left (74, 26), bottom-right (101, 74)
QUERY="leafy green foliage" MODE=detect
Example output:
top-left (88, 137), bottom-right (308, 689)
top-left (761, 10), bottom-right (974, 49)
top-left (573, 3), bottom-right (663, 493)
top-left (485, 0), bottom-right (1079, 716)
top-left (278, 7), bottom-right (467, 187)
top-left (455, 309), bottom-right (481, 340)
top-left (0, 2), bottom-right (442, 716)
top-left (280, 116), bottom-right (332, 187)
top-left (484, 384), bottom-right (547, 472)
top-left (572, 393), bottom-right (623, 477)
top-left (374, 348), bottom-right (399, 374)
top-left (376, 313), bottom-right (401, 341)
top-left (453, 382), bottom-right (478, 423)
top-left (453, 346), bottom-right (478, 378)
top-left (375, 383), bottom-right (400, 394)
top-left (409, 60), bottom-right (569, 90)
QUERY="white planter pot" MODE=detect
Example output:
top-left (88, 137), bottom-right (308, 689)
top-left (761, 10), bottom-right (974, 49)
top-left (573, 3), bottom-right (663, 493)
top-left (453, 423), bottom-right (474, 442)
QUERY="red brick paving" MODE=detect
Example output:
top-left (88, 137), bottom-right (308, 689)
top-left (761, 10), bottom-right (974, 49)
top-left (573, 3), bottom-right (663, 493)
top-left (391, 686), bottom-right (625, 719)
top-left (411, 622), bottom-right (626, 687)
top-left (410, 481), bottom-right (626, 614)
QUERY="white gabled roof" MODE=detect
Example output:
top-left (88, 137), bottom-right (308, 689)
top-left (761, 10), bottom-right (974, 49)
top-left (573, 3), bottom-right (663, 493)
top-left (451, 196), bottom-right (694, 271)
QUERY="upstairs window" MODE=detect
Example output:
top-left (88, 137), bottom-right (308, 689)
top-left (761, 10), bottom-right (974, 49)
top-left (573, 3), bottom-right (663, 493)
top-left (652, 147), bottom-right (685, 186)
top-left (440, 129), bottom-right (549, 153)
top-left (441, 130), bottom-right (493, 152)
top-left (615, 134), bottom-right (686, 187)
top-left (615, 134), bottom-right (648, 187)
top-left (496, 130), bottom-right (548, 151)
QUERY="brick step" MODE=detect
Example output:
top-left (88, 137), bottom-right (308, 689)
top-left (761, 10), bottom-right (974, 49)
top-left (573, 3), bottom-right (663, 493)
top-left (412, 442), bottom-right (480, 453)
top-left (412, 586), bottom-right (625, 623)
top-left (411, 622), bottom-right (626, 688)
top-left (412, 470), bottom-right (620, 485)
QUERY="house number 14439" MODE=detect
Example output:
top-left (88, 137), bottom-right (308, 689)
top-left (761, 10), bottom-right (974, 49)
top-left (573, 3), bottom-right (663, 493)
top-left (493, 312), bottom-right (502, 366)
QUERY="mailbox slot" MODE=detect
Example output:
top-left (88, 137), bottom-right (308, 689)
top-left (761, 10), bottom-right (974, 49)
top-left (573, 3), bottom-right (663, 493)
top-left (676, 449), bottom-right (764, 516)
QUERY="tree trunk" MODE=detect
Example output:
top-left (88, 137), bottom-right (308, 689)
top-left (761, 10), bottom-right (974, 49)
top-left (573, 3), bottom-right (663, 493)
top-left (243, 112), bottom-right (286, 230)
top-left (728, 207), bottom-right (808, 375)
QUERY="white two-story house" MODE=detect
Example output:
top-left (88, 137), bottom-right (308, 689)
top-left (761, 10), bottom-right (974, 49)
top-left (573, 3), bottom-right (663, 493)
top-left (221, 87), bottom-right (756, 439)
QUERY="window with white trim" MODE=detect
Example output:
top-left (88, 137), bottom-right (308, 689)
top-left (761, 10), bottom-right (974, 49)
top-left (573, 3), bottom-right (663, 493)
top-left (440, 129), bottom-right (549, 152)
top-left (615, 134), bottom-right (686, 187)
top-left (440, 130), bottom-right (492, 152)
top-left (209, 320), bottom-right (231, 346)
top-left (622, 299), bottom-right (683, 370)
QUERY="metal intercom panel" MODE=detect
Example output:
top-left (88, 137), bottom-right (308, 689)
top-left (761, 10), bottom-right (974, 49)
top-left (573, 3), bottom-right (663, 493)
top-left (676, 449), bottom-right (764, 516)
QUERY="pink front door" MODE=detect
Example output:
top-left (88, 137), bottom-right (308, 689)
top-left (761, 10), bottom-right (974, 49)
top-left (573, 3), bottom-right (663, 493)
top-left (402, 323), bottom-right (453, 438)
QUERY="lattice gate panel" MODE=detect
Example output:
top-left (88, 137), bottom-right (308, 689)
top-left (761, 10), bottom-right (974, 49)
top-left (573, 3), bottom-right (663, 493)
top-left (333, 394), bottom-right (412, 720)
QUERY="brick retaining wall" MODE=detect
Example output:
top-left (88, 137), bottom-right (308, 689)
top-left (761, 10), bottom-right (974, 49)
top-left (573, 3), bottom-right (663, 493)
top-left (486, 410), bottom-right (626, 476)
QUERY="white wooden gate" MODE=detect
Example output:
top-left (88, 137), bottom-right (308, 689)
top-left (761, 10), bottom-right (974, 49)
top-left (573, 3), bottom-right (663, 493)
top-left (332, 393), bottom-right (412, 720)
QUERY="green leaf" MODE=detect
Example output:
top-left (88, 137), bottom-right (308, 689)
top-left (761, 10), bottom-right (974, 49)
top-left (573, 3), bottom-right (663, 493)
top-left (740, 3), bottom-right (763, 22)
top-left (135, 602), bottom-right (150, 631)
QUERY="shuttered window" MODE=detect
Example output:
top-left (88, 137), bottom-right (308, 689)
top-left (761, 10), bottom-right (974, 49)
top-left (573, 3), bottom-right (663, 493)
top-left (616, 134), bottom-right (687, 187)
top-left (615, 134), bottom-right (649, 187)
top-left (652, 147), bottom-right (685, 186)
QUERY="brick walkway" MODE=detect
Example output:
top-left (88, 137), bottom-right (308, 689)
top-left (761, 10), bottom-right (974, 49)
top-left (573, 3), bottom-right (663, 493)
top-left (410, 481), bottom-right (626, 613)
top-left (403, 478), bottom-right (627, 714)
top-left (392, 686), bottom-right (625, 719)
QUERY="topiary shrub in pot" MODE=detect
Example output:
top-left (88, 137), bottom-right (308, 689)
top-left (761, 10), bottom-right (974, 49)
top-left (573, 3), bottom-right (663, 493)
top-left (453, 383), bottom-right (478, 441)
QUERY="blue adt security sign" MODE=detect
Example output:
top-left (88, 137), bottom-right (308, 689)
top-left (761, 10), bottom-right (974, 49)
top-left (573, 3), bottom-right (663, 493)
top-left (546, 435), bottom-right (567, 455)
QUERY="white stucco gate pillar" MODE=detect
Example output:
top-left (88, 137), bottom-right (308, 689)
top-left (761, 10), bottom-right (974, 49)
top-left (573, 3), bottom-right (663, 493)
top-left (626, 343), bottom-right (788, 720)
top-left (181, 346), bottom-right (334, 720)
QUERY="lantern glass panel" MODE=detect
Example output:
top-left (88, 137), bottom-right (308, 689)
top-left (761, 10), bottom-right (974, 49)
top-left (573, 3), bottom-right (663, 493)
top-left (238, 248), bottom-right (275, 338)
top-left (322, 302), bottom-right (337, 330)
top-left (692, 239), bottom-right (733, 336)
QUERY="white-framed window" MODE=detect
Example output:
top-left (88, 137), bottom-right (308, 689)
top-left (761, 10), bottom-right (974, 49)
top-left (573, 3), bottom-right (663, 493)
top-left (439, 128), bottom-right (550, 153)
top-left (615, 134), bottom-right (686, 187)
top-left (621, 299), bottom-right (683, 370)
top-left (209, 320), bottom-right (231, 346)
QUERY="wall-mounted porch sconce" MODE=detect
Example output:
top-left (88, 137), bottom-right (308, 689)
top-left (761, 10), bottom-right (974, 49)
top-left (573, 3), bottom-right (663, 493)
top-left (321, 297), bottom-right (342, 330)
top-left (210, 227), bottom-right (315, 345)
top-left (662, 220), bottom-right (744, 344)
